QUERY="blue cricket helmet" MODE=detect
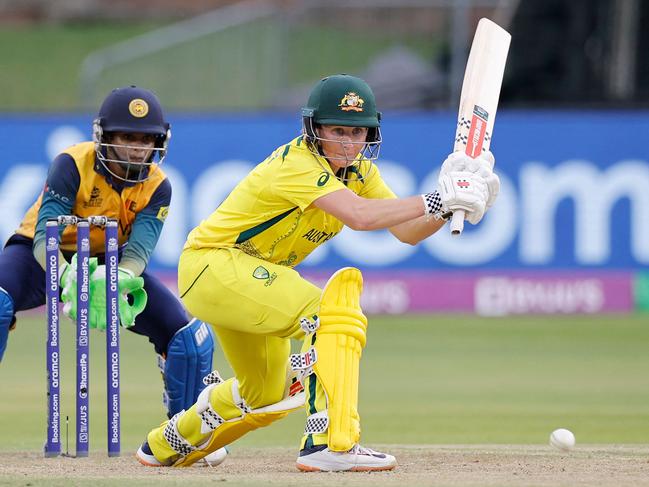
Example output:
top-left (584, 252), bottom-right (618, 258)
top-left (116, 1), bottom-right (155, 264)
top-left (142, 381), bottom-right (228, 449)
top-left (97, 86), bottom-right (169, 136)
top-left (93, 86), bottom-right (171, 183)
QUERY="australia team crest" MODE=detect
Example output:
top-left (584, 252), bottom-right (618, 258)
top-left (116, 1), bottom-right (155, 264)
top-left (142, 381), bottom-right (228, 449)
top-left (338, 92), bottom-right (364, 112)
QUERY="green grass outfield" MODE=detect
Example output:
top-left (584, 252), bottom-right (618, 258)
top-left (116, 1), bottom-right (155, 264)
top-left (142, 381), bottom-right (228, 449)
top-left (0, 22), bottom-right (437, 111)
top-left (1, 313), bottom-right (647, 454)
top-left (0, 23), bottom-right (162, 111)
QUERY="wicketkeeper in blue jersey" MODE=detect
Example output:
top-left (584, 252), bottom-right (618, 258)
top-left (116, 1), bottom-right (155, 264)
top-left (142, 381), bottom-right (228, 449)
top-left (0, 87), bottom-right (219, 433)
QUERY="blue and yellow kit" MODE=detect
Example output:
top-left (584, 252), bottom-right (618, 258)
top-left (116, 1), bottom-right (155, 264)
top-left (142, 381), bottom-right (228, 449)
top-left (1, 91), bottom-right (216, 422)
top-left (17, 141), bottom-right (170, 271)
top-left (0, 140), bottom-right (189, 365)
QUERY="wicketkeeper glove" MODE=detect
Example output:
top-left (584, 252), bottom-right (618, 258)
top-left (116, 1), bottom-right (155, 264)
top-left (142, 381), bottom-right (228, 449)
top-left (87, 265), bottom-right (148, 330)
top-left (60, 253), bottom-right (99, 321)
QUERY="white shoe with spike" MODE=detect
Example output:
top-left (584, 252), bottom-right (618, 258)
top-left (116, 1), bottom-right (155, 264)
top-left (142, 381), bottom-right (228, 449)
top-left (296, 444), bottom-right (397, 472)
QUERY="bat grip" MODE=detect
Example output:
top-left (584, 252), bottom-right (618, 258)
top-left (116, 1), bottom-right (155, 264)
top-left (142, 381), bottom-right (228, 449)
top-left (450, 210), bottom-right (465, 235)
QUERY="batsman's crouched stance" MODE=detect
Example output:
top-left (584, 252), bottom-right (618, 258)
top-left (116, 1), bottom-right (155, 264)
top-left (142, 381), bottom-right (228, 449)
top-left (142, 247), bottom-right (375, 467)
top-left (137, 74), bottom-right (499, 471)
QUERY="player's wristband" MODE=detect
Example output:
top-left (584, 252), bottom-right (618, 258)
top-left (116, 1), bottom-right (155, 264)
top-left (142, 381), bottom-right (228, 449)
top-left (421, 191), bottom-right (449, 221)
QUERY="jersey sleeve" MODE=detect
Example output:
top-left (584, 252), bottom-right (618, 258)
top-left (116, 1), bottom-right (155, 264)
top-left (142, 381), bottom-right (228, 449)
top-left (33, 154), bottom-right (80, 267)
top-left (357, 163), bottom-right (397, 200)
top-left (272, 148), bottom-right (347, 211)
top-left (119, 178), bottom-right (171, 275)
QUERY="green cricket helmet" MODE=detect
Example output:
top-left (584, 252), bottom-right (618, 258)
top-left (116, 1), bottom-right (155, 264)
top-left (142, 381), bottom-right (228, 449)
top-left (301, 74), bottom-right (382, 175)
top-left (303, 74), bottom-right (380, 127)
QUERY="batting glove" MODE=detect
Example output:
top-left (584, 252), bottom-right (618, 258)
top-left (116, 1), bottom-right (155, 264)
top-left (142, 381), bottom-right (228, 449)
top-left (440, 150), bottom-right (495, 175)
top-left (440, 150), bottom-right (500, 209)
top-left (438, 171), bottom-right (488, 225)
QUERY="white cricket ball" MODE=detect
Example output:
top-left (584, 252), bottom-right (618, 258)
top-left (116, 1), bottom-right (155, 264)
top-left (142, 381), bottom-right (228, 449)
top-left (550, 428), bottom-right (576, 451)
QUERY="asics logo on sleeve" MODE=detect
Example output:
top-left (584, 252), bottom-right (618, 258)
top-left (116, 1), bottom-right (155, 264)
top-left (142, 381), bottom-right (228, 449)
top-left (317, 172), bottom-right (330, 187)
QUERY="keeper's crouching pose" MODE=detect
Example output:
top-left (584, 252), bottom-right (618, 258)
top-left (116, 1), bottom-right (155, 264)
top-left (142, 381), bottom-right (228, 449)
top-left (136, 74), bottom-right (500, 471)
top-left (0, 87), bottom-right (218, 439)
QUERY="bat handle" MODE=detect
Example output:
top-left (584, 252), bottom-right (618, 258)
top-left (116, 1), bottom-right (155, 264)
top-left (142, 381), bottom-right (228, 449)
top-left (450, 210), bottom-right (465, 235)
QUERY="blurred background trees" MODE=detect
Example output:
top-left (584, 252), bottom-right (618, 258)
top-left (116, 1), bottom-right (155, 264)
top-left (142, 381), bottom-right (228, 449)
top-left (0, 0), bottom-right (645, 111)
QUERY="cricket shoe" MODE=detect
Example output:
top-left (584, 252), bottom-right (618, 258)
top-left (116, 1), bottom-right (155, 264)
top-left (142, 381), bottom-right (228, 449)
top-left (296, 444), bottom-right (397, 472)
top-left (136, 441), bottom-right (170, 467)
top-left (136, 440), bottom-right (228, 467)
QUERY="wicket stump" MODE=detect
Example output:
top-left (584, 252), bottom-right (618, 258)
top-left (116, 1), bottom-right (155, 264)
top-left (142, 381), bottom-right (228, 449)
top-left (44, 216), bottom-right (121, 458)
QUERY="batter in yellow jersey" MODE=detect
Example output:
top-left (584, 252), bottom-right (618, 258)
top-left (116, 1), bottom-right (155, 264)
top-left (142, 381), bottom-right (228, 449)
top-left (137, 74), bottom-right (501, 472)
top-left (184, 135), bottom-right (395, 266)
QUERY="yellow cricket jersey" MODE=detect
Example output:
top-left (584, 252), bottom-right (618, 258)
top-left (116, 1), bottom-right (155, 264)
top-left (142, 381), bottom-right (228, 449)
top-left (17, 141), bottom-right (167, 254)
top-left (185, 136), bottom-right (396, 267)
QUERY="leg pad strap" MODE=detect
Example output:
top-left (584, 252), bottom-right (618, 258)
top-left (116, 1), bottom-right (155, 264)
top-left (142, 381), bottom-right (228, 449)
top-left (299, 315), bottom-right (320, 334)
top-left (304, 410), bottom-right (329, 435)
top-left (163, 412), bottom-right (196, 456)
top-left (196, 382), bottom-right (226, 434)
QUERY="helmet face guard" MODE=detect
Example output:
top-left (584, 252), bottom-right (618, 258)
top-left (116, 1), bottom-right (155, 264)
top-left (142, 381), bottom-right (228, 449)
top-left (93, 86), bottom-right (170, 183)
top-left (301, 116), bottom-right (382, 182)
top-left (301, 75), bottom-right (382, 182)
top-left (93, 120), bottom-right (170, 183)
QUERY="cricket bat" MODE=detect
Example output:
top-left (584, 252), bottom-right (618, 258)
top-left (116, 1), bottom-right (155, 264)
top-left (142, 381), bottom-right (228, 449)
top-left (450, 18), bottom-right (511, 235)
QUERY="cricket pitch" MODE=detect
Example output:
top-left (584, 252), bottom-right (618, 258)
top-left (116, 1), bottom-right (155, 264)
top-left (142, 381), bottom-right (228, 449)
top-left (1, 444), bottom-right (648, 487)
